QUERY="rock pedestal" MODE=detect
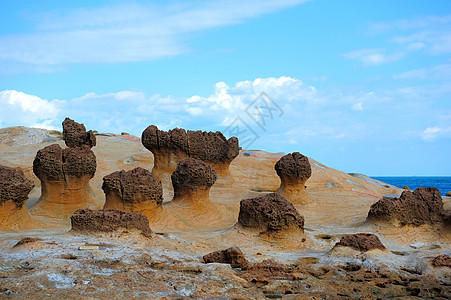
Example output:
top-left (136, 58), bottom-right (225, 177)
top-left (274, 152), bottom-right (312, 204)
top-left (102, 167), bottom-right (163, 220)
top-left (0, 164), bottom-right (36, 230)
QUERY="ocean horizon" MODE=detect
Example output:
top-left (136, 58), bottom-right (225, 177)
top-left (372, 176), bottom-right (451, 196)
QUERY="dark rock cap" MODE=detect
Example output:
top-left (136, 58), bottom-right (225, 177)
top-left (62, 118), bottom-right (96, 148)
top-left (238, 193), bottom-right (304, 232)
top-left (33, 144), bottom-right (96, 181)
top-left (333, 233), bottom-right (386, 252)
top-left (203, 247), bottom-right (250, 269)
top-left (431, 254), bottom-right (451, 268)
top-left (275, 152), bottom-right (311, 181)
top-left (70, 209), bottom-right (152, 237)
top-left (141, 125), bottom-right (239, 163)
top-left (171, 158), bottom-right (217, 190)
top-left (102, 167), bottom-right (163, 205)
top-left (0, 164), bottom-right (35, 208)
top-left (367, 187), bottom-right (444, 226)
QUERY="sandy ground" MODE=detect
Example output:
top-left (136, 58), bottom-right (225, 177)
top-left (0, 126), bottom-right (450, 299)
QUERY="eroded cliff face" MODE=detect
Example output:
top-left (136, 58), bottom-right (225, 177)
top-left (141, 125), bottom-right (238, 178)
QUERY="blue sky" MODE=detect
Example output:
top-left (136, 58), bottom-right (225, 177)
top-left (0, 0), bottom-right (450, 176)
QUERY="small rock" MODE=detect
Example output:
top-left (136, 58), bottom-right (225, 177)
top-left (203, 247), bottom-right (250, 269)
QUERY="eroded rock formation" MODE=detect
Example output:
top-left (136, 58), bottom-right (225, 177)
top-left (141, 125), bottom-right (239, 178)
top-left (332, 233), bottom-right (387, 252)
top-left (367, 187), bottom-right (444, 227)
top-left (274, 152), bottom-right (312, 204)
top-left (203, 247), bottom-right (250, 269)
top-left (0, 164), bottom-right (36, 229)
top-left (238, 193), bottom-right (304, 238)
top-left (31, 144), bottom-right (96, 219)
top-left (431, 254), bottom-right (451, 268)
top-left (102, 167), bottom-right (163, 220)
top-left (70, 209), bottom-right (152, 237)
top-left (62, 117), bottom-right (96, 148)
top-left (171, 158), bottom-right (216, 205)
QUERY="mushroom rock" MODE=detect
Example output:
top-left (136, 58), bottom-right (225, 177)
top-left (141, 125), bottom-right (238, 179)
top-left (203, 247), bottom-right (250, 269)
top-left (274, 152), bottom-right (312, 204)
top-left (238, 192), bottom-right (305, 240)
top-left (171, 158), bottom-right (216, 205)
top-left (0, 164), bottom-right (36, 230)
top-left (30, 144), bottom-right (97, 220)
top-left (70, 209), bottom-right (152, 237)
top-left (331, 233), bottom-right (387, 253)
top-left (367, 187), bottom-right (444, 227)
top-left (102, 167), bottom-right (163, 220)
top-left (62, 117), bottom-right (96, 149)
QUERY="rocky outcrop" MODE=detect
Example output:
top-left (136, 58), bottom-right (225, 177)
top-left (367, 187), bottom-right (444, 227)
top-left (0, 164), bottom-right (36, 229)
top-left (141, 125), bottom-right (239, 178)
top-left (31, 144), bottom-right (97, 219)
top-left (203, 247), bottom-right (250, 269)
top-left (431, 254), bottom-right (451, 268)
top-left (238, 193), bottom-right (304, 236)
top-left (332, 233), bottom-right (386, 252)
top-left (171, 158), bottom-right (217, 205)
top-left (70, 209), bottom-right (152, 237)
top-left (62, 118), bottom-right (96, 148)
top-left (102, 167), bottom-right (163, 220)
top-left (274, 152), bottom-right (312, 204)
top-left (446, 191), bottom-right (451, 197)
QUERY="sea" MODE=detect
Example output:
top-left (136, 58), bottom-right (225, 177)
top-left (372, 176), bottom-right (451, 196)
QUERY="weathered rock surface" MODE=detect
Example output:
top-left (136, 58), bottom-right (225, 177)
top-left (446, 191), bottom-right (451, 197)
top-left (275, 152), bottom-right (312, 204)
top-left (171, 158), bottom-right (216, 204)
top-left (70, 209), bottom-right (152, 237)
top-left (102, 167), bottom-right (163, 219)
top-left (431, 254), bottom-right (451, 268)
top-left (141, 125), bottom-right (238, 178)
top-left (31, 144), bottom-right (97, 219)
top-left (0, 164), bottom-right (36, 229)
top-left (332, 233), bottom-right (386, 252)
top-left (367, 187), bottom-right (444, 227)
top-left (203, 247), bottom-right (250, 269)
top-left (238, 193), bottom-right (304, 234)
top-left (62, 118), bottom-right (96, 148)
top-left (240, 259), bottom-right (298, 284)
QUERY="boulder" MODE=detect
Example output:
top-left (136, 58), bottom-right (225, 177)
top-left (367, 187), bottom-right (444, 227)
top-left (446, 191), bottom-right (451, 197)
top-left (30, 144), bottom-right (96, 219)
top-left (62, 118), bottom-right (96, 149)
top-left (71, 209), bottom-right (152, 237)
top-left (274, 152), bottom-right (312, 204)
top-left (141, 125), bottom-right (238, 178)
top-left (238, 193), bottom-right (304, 234)
top-left (331, 233), bottom-right (386, 252)
top-left (0, 164), bottom-right (36, 229)
top-left (102, 167), bottom-right (163, 220)
top-left (431, 254), bottom-right (451, 268)
top-left (171, 158), bottom-right (217, 205)
top-left (203, 247), bottom-right (250, 269)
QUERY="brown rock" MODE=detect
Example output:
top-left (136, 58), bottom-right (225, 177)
top-left (367, 187), bottom-right (444, 227)
top-left (70, 209), bottom-right (152, 237)
top-left (203, 247), bottom-right (250, 269)
top-left (0, 165), bottom-right (36, 229)
top-left (62, 117), bottom-right (96, 148)
top-left (332, 233), bottom-right (386, 252)
top-left (31, 144), bottom-right (97, 219)
top-left (238, 192), bottom-right (304, 233)
top-left (102, 167), bottom-right (163, 219)
top-left (171, 158), bottom-right (216, 205)
top-left (274, 152), bottom-right (312, 204)
top-left (141, 125), bottom-right (238, 178)
top-left (240, 260), bottom-right (297, 284)
top-left (446, 191), bottom-right (451, 197)
top-left (431, 254), bottom-right (451, 268)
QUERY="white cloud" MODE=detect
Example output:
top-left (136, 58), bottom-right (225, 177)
top-left (342, 48), bottom-right (404, 66)
top-left (0, 90), bottom-right (62, 128)
top-left (394, 62), bottom-right (451, 80)
top-left (421, 127), bottom-right (442, 141)
top-left (0, 0), bottom-right (308, 71)
top-left (352, 102), bottom-right (363, 111)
